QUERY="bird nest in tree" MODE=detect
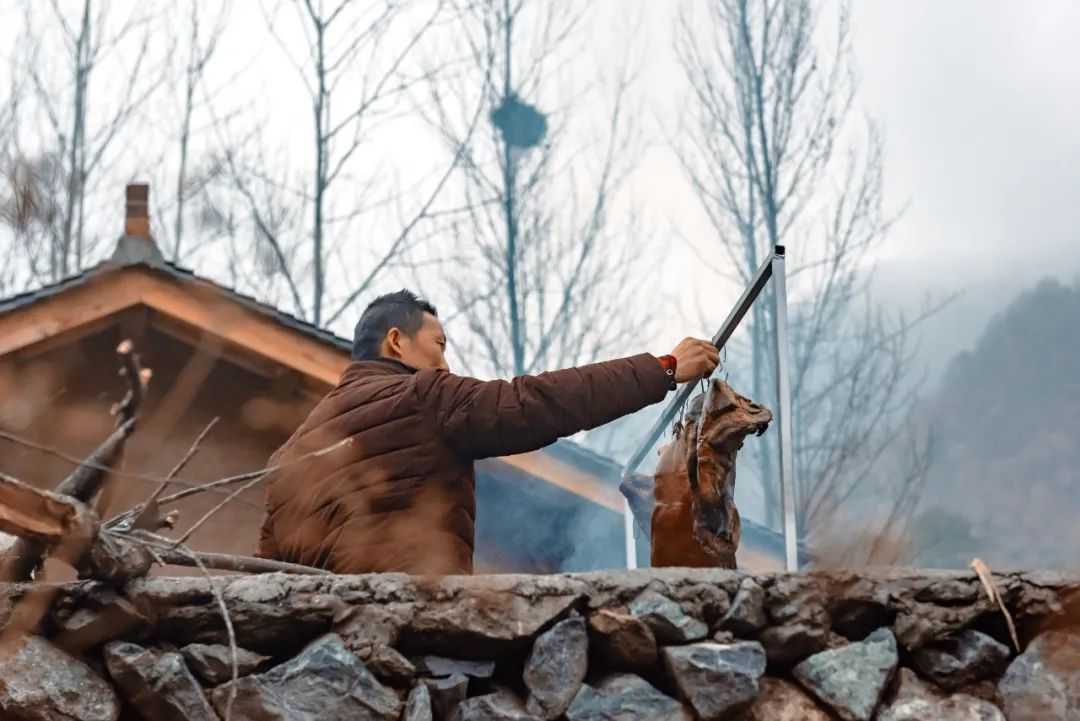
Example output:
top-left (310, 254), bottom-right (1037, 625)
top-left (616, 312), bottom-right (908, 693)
top-left (620, 379), bottom-right (772, 570)
top-left (491, 93), bottom-right (548, 149)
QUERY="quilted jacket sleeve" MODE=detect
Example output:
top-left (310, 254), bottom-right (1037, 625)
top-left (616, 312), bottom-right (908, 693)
top-left (413, 353), bottom-right (671, 460)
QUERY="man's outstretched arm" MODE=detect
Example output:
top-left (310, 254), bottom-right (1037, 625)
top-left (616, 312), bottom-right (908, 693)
top-left (414, 339), bottom-right (719, 460)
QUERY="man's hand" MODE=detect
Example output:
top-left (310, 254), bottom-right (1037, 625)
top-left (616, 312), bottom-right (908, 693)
top-left (668, 338), bottom-right (720, 383)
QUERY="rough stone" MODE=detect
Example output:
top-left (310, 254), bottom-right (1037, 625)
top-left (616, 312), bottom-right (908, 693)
top-left (414, 655), bottom-right (496, 680)
top-left (424, 672), bottom-right (469, 719)
top-left (365, 645), bottom-right (417, 686)
top-left (404, 684), bottom-right (434, 721)
top-left (758, 622), bottom-right (829, 666)
top-left (879, 668), bottom-right (1005, 721)
top-left (830, 599), bottom-right (894, 641)
top-left (51, 591), bottom-right (149, 655)
top-left (147, 582), bottom-right (342, 656)
top-left (104, 641), bottom-right (217, 721)
top-left (958, 680), bottom-right (1004, 708)
top-left (452, 688), bottom-right (540, 721)
top-left (627, 590), bottom-right (707, 644)
top-left (793, 627), bottom-right (898, 721)
top-left (180, 643), bottom-right (269, 686)
top-left (0, 635), bottom-right (120, 721)
top-left (566, 673), bottom-right (693, 721)
top-left (524, 616), bottom-right (589, 719)
top-left (337, 603), bottom-right (414, 651)
top-left (662, 641), bottom-right (767, 720)
top-left (717, 577), bottom-right (767, 636)
top-left (999, 629), bottom-right (1080, 721)
top-left (742, 677), bottom-right (832, 721)
top-left (402, 591), bottom-right (581, 657)
top-left (912, 629), bottom-right (1011, 690)
top-left (588, 608), bottom-right (657, 671)
top-left (209, 633), bottom-right (401, 721)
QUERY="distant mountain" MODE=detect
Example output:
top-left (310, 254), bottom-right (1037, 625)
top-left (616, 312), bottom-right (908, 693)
top-left (914, 276), bottom-right (1080, 568)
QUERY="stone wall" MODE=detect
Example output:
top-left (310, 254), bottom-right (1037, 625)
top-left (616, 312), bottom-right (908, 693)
top-left (1, 568), bottom-right (1079, 720)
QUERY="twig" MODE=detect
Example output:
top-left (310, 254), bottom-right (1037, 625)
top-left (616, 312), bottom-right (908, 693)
top-left (971, 558), bottom-right (1021, 652)
top-left (156, 436), bottom-right (352, 509)
top-left (54, 418), bottom-right (136, 502)
top-left (111, 339), bottom-right (152, 426)
top-left (126, 530), bottom-right (329, 575)
top-left (106, 436), bottom-right (352, 532)
top-left (184, 547), bottom-right (237, 721)
top-left (171, 474), bottom-right (267, 547)
top-left (164, 433), bottom-right (352, 546)
top-left (160, 417), bottom-right (221, 499)
top-left (0, 430), bottom-right (241, 499)
top-left (129, 417), bottom-right (221, 531)
top-left (138, 537), bottom-right (237, 721)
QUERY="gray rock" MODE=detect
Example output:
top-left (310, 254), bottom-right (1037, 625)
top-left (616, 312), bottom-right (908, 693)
top-left (793, 627), bottom-right (898, 721)
top-left (365, 645), bottom-right (417, 687)
top-left (566, 674), bottom-right (693, 721)
top-left (52, 591), bottom-right (148, 656)
top-left (414, 655), bottom-right (496, 680)
top-left (912, 629), bottom-right (1011, 690)
top-left (742, 677), bottom-right (832, 721)
top-left (180, 643), bottom-right (269, 686)
top-left (758, 622), bottom-right (829, 666)
top-left (452, 688), bottom-right (540, 721)
top-left (104, 641), bottom-right (217, 721)
top-left (337, 603), bottom-right (414, 651)
top-left (403, 591), bottom-right (581, 657)
top-left (999, 629), bottom-right (1080, 721)
top-left (209, 633), bottom-right (401, 721)
top-left (628, 590), bottom-right (708, 645)
top-left (717, 577), bottom-right (767, 636)
top-left (879, 668), bottom-right (1004, 721)
top-left (525, 616), bottom-right (589, 719)
top-left (424, 673), bottom-right (468, 719)
top-left (588, 608), bottom-right (657, 671)
top-left (404, 684), bottom-right (434, 721)
top-left (662, 641), bottom-right (767, 720)
top-left (0, 635), bottom-right (119, 721)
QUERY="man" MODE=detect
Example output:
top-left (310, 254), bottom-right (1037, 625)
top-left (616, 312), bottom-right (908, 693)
top-left (257, 290), bottom-right (719, 575)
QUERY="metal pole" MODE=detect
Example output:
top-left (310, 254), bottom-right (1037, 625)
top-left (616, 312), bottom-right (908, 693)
top-left (771, 246), bottom-right (799, 571)
top-left (620, 252), bottom-right (775, 569)
top-left (621, 254), bottom-right (775, 481)
top-left (623, 498), bottom-right (638, 569)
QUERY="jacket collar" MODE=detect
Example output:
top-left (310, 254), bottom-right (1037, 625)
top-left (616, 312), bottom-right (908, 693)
top-left (340, 356), bottom-right (417, 384)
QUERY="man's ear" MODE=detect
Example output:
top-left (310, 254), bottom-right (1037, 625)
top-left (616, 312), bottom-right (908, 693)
top-left (385, 327), bottom-right (402, 357)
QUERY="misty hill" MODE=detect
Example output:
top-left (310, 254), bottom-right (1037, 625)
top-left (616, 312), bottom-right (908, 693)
top-left (914, 275), bottom-right (1080, 568)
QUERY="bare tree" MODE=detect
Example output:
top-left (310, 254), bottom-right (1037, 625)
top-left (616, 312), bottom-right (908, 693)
top-left (12, 0), bottom-right (160, 280)
top-left (421, 0), bottom-right (652, 378)
top-left (162, 1), bottom-right (232, 264)
top-left (674, 0), bottom-right (940, 542)
top-left (203, 0), bottom-right (461, 329)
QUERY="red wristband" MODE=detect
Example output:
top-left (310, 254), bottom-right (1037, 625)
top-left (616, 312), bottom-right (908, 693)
top-left (657, 355), bottom-right (677, 390)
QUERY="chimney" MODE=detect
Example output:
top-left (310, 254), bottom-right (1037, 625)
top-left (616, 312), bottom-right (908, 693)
top-left (125, 183), bottom-right (150, 237)
top-left (110, 182), bottom-right (164, 266)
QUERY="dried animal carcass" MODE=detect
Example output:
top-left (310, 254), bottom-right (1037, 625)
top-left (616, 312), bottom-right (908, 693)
top-left (650, 379), bottom-right (771, 569)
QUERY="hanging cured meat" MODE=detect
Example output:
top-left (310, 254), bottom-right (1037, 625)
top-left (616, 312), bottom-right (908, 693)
top-left (649, 379), bottom-right (772, 569)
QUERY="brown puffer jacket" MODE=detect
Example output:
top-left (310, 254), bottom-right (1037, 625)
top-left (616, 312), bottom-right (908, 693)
top-left (257, 354), bottom-right (671, 575)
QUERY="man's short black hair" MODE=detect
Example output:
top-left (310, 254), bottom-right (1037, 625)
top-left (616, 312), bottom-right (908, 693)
top-left (352, 289), bottom-right (438, 360)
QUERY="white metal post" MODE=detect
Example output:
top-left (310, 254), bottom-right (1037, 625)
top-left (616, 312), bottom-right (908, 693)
top-left (623, 497), bottom-right (638, 569)
top-left (771, 246), bottom-right (799, 571)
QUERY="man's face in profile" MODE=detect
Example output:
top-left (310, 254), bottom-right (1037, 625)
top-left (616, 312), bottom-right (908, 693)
top-left (394, 312), bottom-right (449, 371)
